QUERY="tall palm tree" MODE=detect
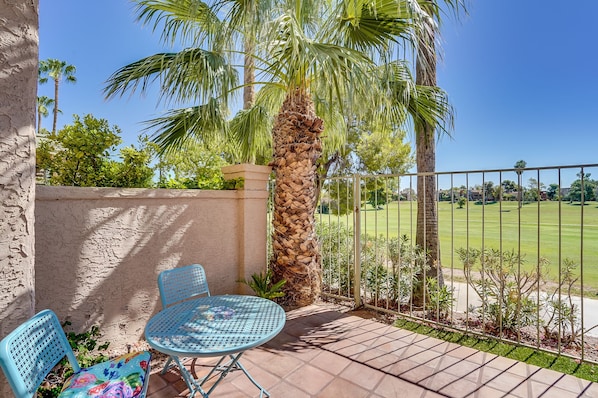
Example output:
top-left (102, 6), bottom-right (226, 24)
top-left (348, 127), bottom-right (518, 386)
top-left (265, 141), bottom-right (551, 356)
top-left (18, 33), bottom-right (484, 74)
top-left (106, 0), bottom-right (453, 307)
top-left (38, 58), bottom-right (76, 135)
top-left (36, 95), bottom-right (54, 135)
top-left (411, 0), bottom-right (464, 306)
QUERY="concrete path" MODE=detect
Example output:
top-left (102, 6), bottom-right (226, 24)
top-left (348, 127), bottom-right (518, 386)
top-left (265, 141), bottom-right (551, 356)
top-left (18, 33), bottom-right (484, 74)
top-left (449, 281), bottom-right (598, 337)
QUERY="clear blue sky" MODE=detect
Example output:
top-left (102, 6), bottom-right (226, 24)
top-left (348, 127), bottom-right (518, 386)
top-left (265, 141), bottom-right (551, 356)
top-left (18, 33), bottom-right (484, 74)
top-left (40, 0), bottom-right (598, 176)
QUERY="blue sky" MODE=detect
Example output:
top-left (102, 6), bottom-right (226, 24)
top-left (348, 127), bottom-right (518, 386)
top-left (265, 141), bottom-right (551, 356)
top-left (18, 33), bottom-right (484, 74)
top-left (40, 0), bottom-right (598, 177)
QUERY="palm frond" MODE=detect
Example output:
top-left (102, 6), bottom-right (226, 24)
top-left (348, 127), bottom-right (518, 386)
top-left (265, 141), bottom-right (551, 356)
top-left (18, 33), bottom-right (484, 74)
top-left (104, 49), bottom-right (238, 106)
top-left (324, 0), bottom-right (416, 51)
top-left (144, 98), bottom-right (228, 154)
top-left (133, 0), bottom-right (223, 47)
top-left (228, 105), bottom-right (273, 163)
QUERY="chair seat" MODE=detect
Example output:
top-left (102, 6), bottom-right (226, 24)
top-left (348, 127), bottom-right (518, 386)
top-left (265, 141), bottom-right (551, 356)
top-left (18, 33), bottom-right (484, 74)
top-left (59, 351), bottom-right (151, 398)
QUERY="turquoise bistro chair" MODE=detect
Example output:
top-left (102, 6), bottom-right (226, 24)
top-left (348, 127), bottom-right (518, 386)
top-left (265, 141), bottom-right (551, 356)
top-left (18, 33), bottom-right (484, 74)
top-left (0, 309), bottom-right (151, 398)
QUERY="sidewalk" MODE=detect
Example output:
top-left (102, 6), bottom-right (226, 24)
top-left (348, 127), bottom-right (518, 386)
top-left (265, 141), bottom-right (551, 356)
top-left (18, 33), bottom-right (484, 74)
top-left (450, 281), bottom-right (598, 337)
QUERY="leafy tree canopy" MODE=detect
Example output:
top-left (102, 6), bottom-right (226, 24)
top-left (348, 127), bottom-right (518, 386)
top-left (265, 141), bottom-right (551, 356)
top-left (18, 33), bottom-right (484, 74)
top-left (154, 140), bottom-right (231, 190)
top-left (37, 114), bottom-right (153, 188)
top-left (568, 172), bottom-right (597, 203)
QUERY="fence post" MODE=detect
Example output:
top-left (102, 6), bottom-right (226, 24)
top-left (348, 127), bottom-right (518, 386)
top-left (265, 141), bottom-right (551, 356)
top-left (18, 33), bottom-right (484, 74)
top-left (353, 174), bottom-right (362, 307)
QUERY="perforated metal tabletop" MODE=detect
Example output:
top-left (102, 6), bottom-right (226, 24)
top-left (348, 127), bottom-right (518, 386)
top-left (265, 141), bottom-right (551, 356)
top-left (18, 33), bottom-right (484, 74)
top-left (145, 295), bottom-right (286, 358)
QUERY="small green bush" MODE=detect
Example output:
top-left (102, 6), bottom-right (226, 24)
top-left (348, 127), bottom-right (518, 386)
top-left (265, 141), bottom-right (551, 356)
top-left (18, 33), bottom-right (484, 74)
top-left (240, 269), bottom-right (286, 300)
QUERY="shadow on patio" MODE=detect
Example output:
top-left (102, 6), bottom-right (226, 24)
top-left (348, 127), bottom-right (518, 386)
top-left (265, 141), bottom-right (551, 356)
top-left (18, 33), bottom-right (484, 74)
top-left (146, 302), bottom-right (598, 398)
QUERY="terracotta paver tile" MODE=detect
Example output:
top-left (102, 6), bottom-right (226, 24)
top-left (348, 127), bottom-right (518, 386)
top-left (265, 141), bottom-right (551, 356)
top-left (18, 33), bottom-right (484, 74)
top-left (357, 349), bottom-right (403, 370)
top-left (506, 378), bottom-right (532, 398)
top-left (581, 382), bottom-right (598, 398)
top-left (445, 345), bottom-right (482, 360)
top-left (530, 367), bottom-right (566, 385)
top-left (402, 345), bottom-right (444, 369)
top-left (398, 363), bottom-right (437, 384)
top-left (441, 358), bottom-right (482, 379)
top-left (507, 360), bottom-right (534, 377)
top-left (485, 355), bottom-right (518, 371)
top-left (250, 349), bottom-right (304, 378)
top-left (414, 336), bottom-right (449, 351)
top-left (421, 370), bottom-right (461, 391)
top-left (354, 346), bottom-right (390, 363)
top-left (536, 385), bottom-right (588, 398)
top-left (484, 371), bottom-right (526, 393)
top-left (554, 373), bottom-right (592, 394)
top-left (474, 385), bottom-right (519, 398)
top-left (317, 378), bottom-right (370, 398)
top-left (146, 383), bottom-right (187, 398)
top-left (339, 361), bottom-right (385, 390)
top-left (344, 329), bottom-right (381, 346)
top-left (422, 390), bottom-right (449, 398)
top-left (374, 373), bottom-right (428, 397)
top-left (285, 363), bottom-right (335, 395)
top-left (229, 363), bottom-right (281, 393)
top-left (332, 342), bottom-right (371, 359)
top-left (266, 380), bottom-right (312, 397)
top-left (437, 375), bottom-right (480, 398)
top-left (311, 350), bottom-right (353, 375)
top-left (147, 373), bottom-right (169, 393)
top-left (371, 335), bottom-right (411, 354)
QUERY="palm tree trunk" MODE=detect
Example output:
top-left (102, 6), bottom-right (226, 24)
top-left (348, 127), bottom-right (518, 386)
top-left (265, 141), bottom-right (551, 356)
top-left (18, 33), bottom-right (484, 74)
top-left (243, 38), bottom-right (255, 110)
top-left (52, 78), bottom-right (59, 135)
top-left (413, 24), bottom-right (443, 307)
top-left (269, 88), bottom-right (323, 307)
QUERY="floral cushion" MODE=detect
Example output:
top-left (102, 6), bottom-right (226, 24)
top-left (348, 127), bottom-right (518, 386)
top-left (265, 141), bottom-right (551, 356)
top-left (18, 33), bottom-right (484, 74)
top-left (59, 351), bottom-right (151, 397)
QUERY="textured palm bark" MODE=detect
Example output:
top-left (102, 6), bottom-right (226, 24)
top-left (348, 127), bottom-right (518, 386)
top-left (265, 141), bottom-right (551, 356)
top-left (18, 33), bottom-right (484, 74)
top-left (269, 88), bottom-right (323, 307)
top-left (413, 24), bottom-right (444, 307)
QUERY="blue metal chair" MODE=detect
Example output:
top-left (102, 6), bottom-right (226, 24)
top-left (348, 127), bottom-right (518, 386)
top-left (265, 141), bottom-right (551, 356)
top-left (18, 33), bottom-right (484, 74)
top-left (157, 264), bottom-right (211, 374)
top-left (158, 263), bottom-right (210, 308)
top-left (0, 309), bottom-right (151, 398)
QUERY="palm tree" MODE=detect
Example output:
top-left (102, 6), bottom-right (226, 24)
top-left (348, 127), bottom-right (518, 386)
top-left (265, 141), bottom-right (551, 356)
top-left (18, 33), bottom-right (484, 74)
top-left (36, 96), bottom-right (54, 135)
top-left (106, 0), bottom-right (452, 307)
top-left (514, 159), bottom-right (527, 207)
top-left (39, 58), bottom-right (76, 135)
top-left (411, 0), bottom-right (464, 306)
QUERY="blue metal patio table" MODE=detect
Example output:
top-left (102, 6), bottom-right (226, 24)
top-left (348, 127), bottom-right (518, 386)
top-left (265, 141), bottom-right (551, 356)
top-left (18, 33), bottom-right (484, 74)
top-left (145, 294), bottom-right (286, 398)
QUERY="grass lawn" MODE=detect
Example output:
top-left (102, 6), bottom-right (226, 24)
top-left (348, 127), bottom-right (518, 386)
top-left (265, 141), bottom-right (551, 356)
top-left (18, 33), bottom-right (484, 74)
top-left (319, 200), bottom-right (598, 291)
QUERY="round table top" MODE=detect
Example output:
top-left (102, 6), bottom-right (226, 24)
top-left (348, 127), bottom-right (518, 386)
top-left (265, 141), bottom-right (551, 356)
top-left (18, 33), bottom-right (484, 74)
top-left (145, 295), bottom-right (286, 357)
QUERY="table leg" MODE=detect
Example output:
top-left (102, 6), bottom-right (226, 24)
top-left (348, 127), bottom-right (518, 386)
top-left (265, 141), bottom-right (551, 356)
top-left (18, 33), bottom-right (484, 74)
top-left (172, 353), bottom-right (271, 398)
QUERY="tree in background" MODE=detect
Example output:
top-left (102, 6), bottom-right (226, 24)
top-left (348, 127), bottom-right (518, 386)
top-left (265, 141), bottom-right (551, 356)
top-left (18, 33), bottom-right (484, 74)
top-left (37, 114), bottom-right (153, 187)
top-left (39, 59), bottom-right (77, 135)
top-left (568, 172), bottom-right (597, 203)
top-left (154, 140), bottom-right (230, 189)
top-left (526, 177), bottom-right (546, 202)
top-left (514, 159), bottom-right (527, 207)
top-left (547, 183), bottom-right (560, 200)
top-left (36, 96), bottom-right (54, 135)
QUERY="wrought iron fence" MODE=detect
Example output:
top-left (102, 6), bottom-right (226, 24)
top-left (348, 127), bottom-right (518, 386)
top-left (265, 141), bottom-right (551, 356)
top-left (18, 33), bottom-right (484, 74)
top-left (310, 163), bottom-right (598, 363)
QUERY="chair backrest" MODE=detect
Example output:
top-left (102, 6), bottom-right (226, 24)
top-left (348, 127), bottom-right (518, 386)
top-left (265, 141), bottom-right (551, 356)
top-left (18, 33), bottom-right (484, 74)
top-left (158, 264), bottom-right (210, 308)
top-left (0, 309), bottom-right (80, 398)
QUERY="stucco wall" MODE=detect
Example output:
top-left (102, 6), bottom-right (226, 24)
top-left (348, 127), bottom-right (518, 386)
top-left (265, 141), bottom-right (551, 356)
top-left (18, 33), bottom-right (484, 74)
top-left (0, 1), bottom-right (39, 395)
top-left (35, 171), bottom-right (269, 350)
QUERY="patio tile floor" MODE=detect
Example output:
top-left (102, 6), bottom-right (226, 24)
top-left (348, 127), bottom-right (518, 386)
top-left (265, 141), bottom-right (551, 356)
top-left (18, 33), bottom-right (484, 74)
top-left (146, 302), bottom-right (598, 397)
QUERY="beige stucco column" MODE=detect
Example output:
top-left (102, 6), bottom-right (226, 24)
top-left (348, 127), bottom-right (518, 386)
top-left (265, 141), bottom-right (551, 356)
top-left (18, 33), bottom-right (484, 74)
top-left (0, 1), bottom-right (38, 395)
top-left (222, 164), bottom-right (272, 294)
